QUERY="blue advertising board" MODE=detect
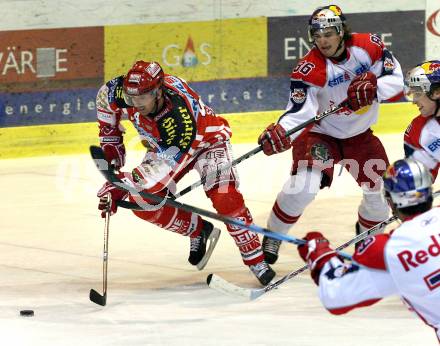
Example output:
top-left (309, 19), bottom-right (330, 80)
top-left (0, 77), bottom-right (291, 127)
top-left (0, 88), bottom-right (98, 127)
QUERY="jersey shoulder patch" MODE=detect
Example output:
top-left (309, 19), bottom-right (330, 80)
top-left (291, 48), bottom-right (327, 87)
top-left (164, 75), bottom-right (201, 118)
top-left (288, 80), bottom-right (309, 112)
top-left (348, 33), bottom-right (384, 64)
top-left (404, 115), bottom-right (429, 148)
top-left (105, 76), bottom-right (130, 109)
top-left (353, 233), bottom-right (390, 270)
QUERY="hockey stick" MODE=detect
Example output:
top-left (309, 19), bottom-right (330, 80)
top-left (207, 190), bottom-right (440, 300)
top-left (90, 145), bottom-right (352, 260)
top-left (89, 193), bottom-right (111, 306)
top-left (173, 103), bottom-right (346, 199)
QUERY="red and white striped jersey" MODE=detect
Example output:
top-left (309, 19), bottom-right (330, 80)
top-left (317, 207), bottom-right (440, 341)
top-left (95, 74), bottom-right (232, 191)
top-left (404, 115), bottom-right (440, 180)
top-left (279, 33), bottom-right (404, 140)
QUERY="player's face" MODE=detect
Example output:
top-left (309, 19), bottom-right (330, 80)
top-left (131, 89), bottom-right (160, 115)
top-left (312, 27), bottom-right (343, 57)
top-left (412, 92), bottom-right (437, 117)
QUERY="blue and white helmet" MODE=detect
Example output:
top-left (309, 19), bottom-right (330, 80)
top-left (308, 5), bottom-right (346, 42)
top-left (383, 158), bottom-right (432, 208)
top-left (404, 60), bottom-right (440, 102)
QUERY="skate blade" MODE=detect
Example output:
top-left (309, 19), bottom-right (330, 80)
top-left (196, 228), bottom-right (221, 270)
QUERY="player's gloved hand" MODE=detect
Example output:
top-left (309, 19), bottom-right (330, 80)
top-left (297, 232), bottom-right (338, 284)
top-left (97, 181), bottom-right (129, 218)
top-left (99, 126), bottom-right (126, 169)
top-left (258, 123), bottom-right (291, 156)
top-left (347, 71), bottom-right (377, 112)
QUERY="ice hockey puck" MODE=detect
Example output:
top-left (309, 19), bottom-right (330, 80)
top-left (19, 310), bottom-right (34, 317)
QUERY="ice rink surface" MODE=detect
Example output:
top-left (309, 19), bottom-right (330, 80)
top-left (1, 134), bottom-right (438, 345)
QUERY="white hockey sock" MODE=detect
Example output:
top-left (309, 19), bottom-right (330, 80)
top-left (267, 167), bottom-right (322, 234)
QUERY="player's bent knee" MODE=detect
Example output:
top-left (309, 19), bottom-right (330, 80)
top-left (207, 185), bottom-right (245, 215)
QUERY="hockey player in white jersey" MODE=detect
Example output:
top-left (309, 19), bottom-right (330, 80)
top-left (258, 5), bottom-right (404, 264)
top-left (404, 60), bottom-right (440, 179)
top-left (297, 158), bottom-right (440, 341)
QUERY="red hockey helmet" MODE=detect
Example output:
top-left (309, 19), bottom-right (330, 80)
top-left (123, 61), bottom-right (164, 101)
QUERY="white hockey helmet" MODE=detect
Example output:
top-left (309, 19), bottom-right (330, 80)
top-left (308, 5), bottom-right (346, 42)
top-left (404, 60), bottom-right (440, 102)
top-left (383, 158), bottom-right (432, 209)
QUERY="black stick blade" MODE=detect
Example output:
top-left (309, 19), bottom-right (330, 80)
top-left (206, 273), bottom-right (213, 285)
top-left (89, 289), bottom-right (106, 306)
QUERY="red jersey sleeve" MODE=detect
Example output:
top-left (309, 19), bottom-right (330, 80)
top-left (404, 115), bottom-right (430, 149)
top-left (353, 234), bottom-right (390, 270)
top-left (347, 33), bottom-right (384, 65)
top-left (290, 47), bottom-right (327, 87)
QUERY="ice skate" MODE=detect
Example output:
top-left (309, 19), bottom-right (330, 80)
top-left (249, 260), bottom-right (276, 286)
top-left (262, 236), bottom-right (282, 264)
top-left (188, 221), bottom-right (221, 270)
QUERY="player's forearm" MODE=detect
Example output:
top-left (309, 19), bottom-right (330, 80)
top-left (376, 59), bottom-right (404, 102)
top-left (318, 260), bottom-right (398, 315)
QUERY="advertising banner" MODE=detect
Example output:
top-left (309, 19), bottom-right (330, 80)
top-left (0, 88), bottom-right (98, 127)
top-left (0, 27), bottom-right (104, 93)
top-left (426, 1), bottom-right (440, 60)
top-left (191, 77), bottom-right (289, 114)
top-left (268, 11), bottom-right (425, 76)
top-left (104, 17), bottom-right (267, 82)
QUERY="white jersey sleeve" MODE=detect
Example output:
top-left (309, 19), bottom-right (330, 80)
top-left (278, 81), bottom-right (320, 141)
top-left (373, 50), bottom-right (404, 102)
top-left (412, 149), bottom-right (438, 170)
top-left (318, 257), bottom-right (398, 314)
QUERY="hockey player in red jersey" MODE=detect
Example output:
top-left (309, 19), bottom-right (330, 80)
top-left (258, 5), bottom-right (404, 264)
top-left (95, 60), bottom-right (275, 285)
top-left (404, 60), bottom-right (440, 180)
top-left (297, 158), bottom-right (440, 341)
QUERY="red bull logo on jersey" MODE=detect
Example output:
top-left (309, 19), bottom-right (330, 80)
top-left (383, 57), bottom-right (395, 71)
top-left (397, 234), bottom-right (440, 272)
top-left (291, 88), bottom-right (306, 103)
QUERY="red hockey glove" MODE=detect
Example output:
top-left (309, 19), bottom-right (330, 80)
top-left (298, 232), bottom-right (337, 284)
top-left (97, 181), bottom-right (129, 218)
top-left (258, 123), bottom-right (291, 156)
top-left (347, 71), bottom-right (377, 112)
top-left (99, 126), bottom-right (126, 169)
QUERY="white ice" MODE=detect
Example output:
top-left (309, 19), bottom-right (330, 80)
top-left (0, 134), bottom-right (438, 345)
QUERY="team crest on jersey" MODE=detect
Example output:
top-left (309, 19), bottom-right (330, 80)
top-left (383, 57), bottom-right (395, 73)
top-left (310, 143), bottom-right (330, 162)
top-left (291, 88), bottom-right (306, 103)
